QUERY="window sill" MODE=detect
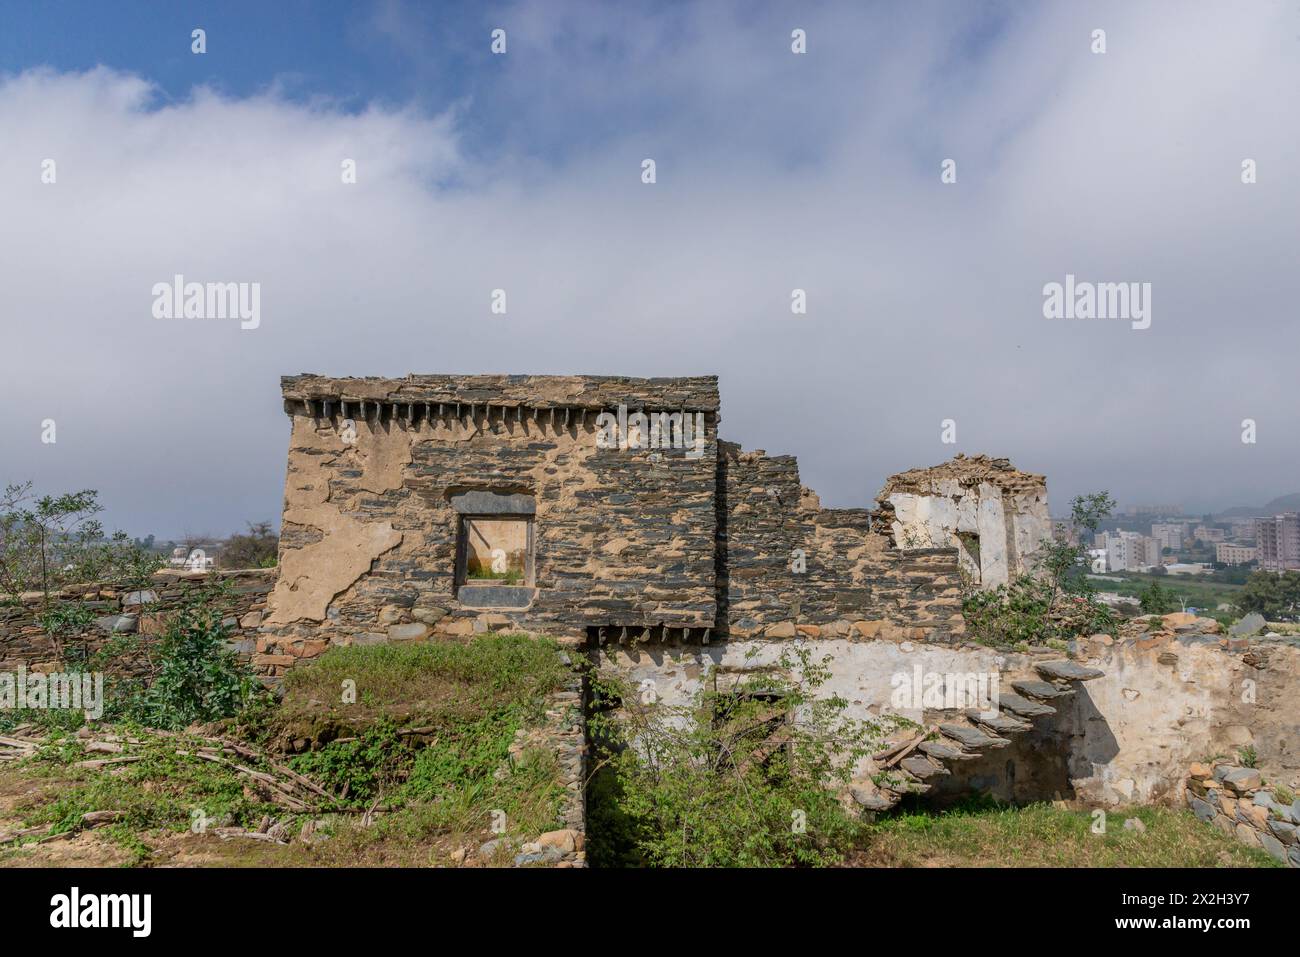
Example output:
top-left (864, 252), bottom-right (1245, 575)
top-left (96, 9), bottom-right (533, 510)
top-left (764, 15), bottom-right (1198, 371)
top-left (456, 584), bottom-right (537, 610)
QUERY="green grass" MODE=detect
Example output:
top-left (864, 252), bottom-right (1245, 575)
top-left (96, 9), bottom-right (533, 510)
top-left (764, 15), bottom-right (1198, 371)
top-left (855, 798), bottom-right (1281, 867)
top-left (1094, 571), bottom-right (1243, 612)
top-left (2, 634), bottom-right (574, 867)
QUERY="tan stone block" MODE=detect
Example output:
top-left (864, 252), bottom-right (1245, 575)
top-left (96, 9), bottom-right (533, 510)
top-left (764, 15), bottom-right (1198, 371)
top-left (1235, 823), bottom-right (1261, 847)
top-left (239, 611), bottom-right (264, 629)
top-left (1135, 633), bottom-right (1171, 652)
top-left (1189, 762), bottom-right (1213, 780)
top-left (388, 623), bottom-right (430, 642)
top-left (378, 605), bottom-right (406, 625)
top-left (252, 654), bottom-right (295, 668)
top-left (764, 621), bottom-right (797, 639)
top-left (290, 639), bottom-right (330, 658)
top-left (852, 620), bottom-right (886, 639)
top-left (795, 624), bottom-right (821, 638)
top-left (139, 613), bottom-right (169, 636)
top-left (1241, 803), bottom-right (1270, 828)
top-left (880, 624), bottom-right (911, 643)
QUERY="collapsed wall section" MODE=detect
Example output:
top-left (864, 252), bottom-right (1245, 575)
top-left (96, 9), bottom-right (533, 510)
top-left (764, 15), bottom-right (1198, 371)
top-left (716, 441), bottom-right (965, 643)
top-left (877, 454), bottom-right (1052, 588)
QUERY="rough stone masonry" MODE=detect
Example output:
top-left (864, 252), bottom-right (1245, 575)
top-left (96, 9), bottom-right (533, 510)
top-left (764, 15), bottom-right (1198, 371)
top-left (258, 373), bottom-right (967, 666)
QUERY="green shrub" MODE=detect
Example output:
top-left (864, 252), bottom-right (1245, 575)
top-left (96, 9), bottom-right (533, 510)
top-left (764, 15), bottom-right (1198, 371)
top-left (962, 491), bottom-right (1118, 646)
top-left (121, 585), bottom-right (261, 730)
top-left (586, 646), bottom-right (904, 867)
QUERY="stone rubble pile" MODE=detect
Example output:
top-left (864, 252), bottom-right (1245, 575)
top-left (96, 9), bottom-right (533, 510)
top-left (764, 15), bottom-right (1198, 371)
top-left (1185, 762), bottom-right (1300, 867)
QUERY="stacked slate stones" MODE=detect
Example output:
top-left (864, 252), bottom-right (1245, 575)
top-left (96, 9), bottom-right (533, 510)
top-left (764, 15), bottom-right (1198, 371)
top-left (852, 659), bottom-right (1104, 812)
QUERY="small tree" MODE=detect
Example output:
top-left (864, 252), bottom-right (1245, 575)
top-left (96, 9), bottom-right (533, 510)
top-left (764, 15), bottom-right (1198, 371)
top-left (1138, 580), bottom-right (1177, 614)
top-left (122, 580), bottom-right (260, 729)
top-left (0, 482), bottom-right (161, 659)
top-left (219, 521), bottom-right (279, 569)
top-left (962, 491), bottom-right (1118, 646)
top-left (1239, 570), bottom-right (1300, 620)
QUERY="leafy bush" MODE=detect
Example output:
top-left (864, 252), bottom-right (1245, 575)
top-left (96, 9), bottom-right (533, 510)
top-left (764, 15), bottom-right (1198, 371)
top-left (120, 584), bottom-right (261, 730)
top-left (586, 646), bottom-right (902, 867)
top-left (962, 491), bottom-right (1117, 646)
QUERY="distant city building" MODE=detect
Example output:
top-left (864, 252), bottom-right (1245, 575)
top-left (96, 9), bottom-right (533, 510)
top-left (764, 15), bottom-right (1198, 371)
top-left (1226, 519), bottom-right (1257, 543)
top-left (1103, 531), bottom-right (1162, 572)
top-left (1215, 543), bottom-right (1257, 566)
top-left (1193, 525), bottom-right (1225, 543)
top-left (1256, 513), bottom-right (1300, 571)
top-left (1165, 562), bottom-right (1211, 575)
top-left (1087, 549), bottom-right (1108, 574)
top-left (1151, 523), bottom-right (1186, 551)
top-left (1127, 505), bottom-right (1183, 517)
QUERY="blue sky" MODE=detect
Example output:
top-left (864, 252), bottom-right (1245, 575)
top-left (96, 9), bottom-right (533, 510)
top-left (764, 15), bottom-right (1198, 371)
top-left (0, 1), bottom-right (466, 104)
top-left (1, 1), bottom-right (1297, 537)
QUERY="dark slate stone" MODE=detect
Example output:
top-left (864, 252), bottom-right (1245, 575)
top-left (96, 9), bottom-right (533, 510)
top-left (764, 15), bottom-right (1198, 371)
top-left (456, 585), bottom-right (536, 609)
top-left (965, 709), bottom-right (1032, 734)
top-left (1035, 660), bottom-right (1105, 682)
top-left (449, 490), bottom-right (536, 514)
top-left (938, 724), bottom-right (1010, 750)
top-left (849, 786), bottom-right (895, 811)
top-left (918, 741), bottom-right (976, 761)
top-left (1267, 819), bottom-right (1297, 845)
top-left (996, 692), bottom-right (1055, 718)
top-left (900, 755), bottom-right (949, 779)
top-left (1189, 796), bottom-right (1217, 823)
top-left (1259, 832), bottom-right (1288, 863)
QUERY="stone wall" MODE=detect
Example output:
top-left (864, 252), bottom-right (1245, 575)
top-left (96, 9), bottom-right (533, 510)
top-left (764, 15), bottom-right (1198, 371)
top-left (263, 375), bottom-right (721, 673)
top-left (0, 568), bottom-right (275, 674)
top-left (1185, 762), bottom-right (1299, 867)
top-left (716, 442), bottom-right (965, 642)
top-left (489, 655), bottom-right (587, 867)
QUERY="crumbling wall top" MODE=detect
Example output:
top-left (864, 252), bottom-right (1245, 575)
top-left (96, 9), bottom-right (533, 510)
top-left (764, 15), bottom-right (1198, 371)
top-left (281, 373), bottom-right (720, 412)
top-left (878, 453), bottom-right (1046, 501)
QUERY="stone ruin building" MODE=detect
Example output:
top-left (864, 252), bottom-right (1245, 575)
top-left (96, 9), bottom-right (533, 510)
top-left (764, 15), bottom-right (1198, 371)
top-left (253, 373), bottom-right (1299, 852)
top-left (0, 372), bottom-right (1294, 863)
top-left (262, 373), bottom-right (966, 654)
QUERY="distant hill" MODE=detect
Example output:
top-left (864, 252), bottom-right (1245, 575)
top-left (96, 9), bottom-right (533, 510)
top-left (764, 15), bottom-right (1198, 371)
top-left (1217, 493), bottom-right (1300, 518)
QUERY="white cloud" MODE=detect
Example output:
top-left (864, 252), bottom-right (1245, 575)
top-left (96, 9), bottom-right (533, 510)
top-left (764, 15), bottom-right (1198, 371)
top-left (1, 1), bottom-right (1297, 536)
